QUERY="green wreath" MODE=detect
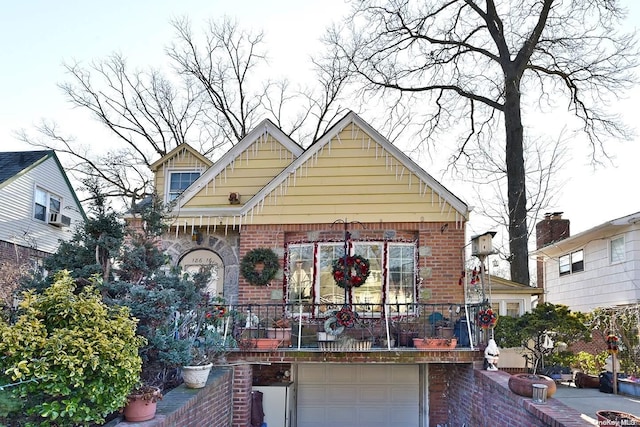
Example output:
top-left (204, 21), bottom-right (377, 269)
top-left (240, 248), bottom-right (280, 286)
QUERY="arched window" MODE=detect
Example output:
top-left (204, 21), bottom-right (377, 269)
top-left (179, 249), bottom-right (224, 297)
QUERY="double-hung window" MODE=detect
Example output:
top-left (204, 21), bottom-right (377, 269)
top-left (286, 241), bottom-right (417, 316)
top-left (167, 171), bottom-right (200, 202)
top-left (34, 187), bottom-right (61, 222)
top-left (610, 236), bottom-right (625, 264)
top-left (559, 249), bottom-right (584, 275)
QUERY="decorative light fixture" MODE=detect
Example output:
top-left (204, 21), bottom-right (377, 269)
top-left (228, 192), bottom-right (240, 204)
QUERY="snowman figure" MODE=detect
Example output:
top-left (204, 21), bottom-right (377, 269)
top-left (484, 339), bottom-right (500, 371)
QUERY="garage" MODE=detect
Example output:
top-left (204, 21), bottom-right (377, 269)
top-left (296, 364), bottom-right (421, 427)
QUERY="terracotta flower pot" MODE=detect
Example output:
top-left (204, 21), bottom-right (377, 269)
top-left (596, 410), bottom-right (640, 424)
top-left (250, 338), bottom-right (281, 350)
top-left (398, 331), bottom-right (418, 347)
top-left (508, 374), bottom-right (557, 398)
top-left (266, 328), bottom-right (292, 347)
top-left (413, 338), bottom-right (458, 349)
top-left (123, 387), bottom-right (161, 422)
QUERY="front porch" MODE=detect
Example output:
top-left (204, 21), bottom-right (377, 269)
top-left (222, 301), bottom-right (487, 356)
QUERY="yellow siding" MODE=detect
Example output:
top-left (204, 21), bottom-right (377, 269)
top-left (183, 134), bottom-right (296, 208)
top-left (245, 123), bottom-right (462, 224)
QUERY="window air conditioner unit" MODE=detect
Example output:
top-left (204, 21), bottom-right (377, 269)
top-left (49, 213), bottom-right (71, 227)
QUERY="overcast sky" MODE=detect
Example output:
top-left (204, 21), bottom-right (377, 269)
top-left (1, 0), bottom-right (639, 238)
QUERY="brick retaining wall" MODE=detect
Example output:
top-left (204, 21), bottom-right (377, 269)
top-left (105, 367), bottom-right (233, 427)
top-left (107, 363), bottom-right (590, 426)
top-left (447, 366), bottom-right (590, 426)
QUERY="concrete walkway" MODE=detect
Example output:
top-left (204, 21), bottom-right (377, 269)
top-left (552, 382), bottom-right (640, 425)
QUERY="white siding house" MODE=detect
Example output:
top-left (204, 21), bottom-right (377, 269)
top-left (0, 151), bottom-right (85, 263)
top-left (535, 211), bottom-right (640, 312)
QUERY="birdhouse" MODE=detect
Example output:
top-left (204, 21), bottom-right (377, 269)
top-left (471, 231), bottom-right (496, 257)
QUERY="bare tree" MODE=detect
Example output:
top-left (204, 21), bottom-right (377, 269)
top-left (17, 54), bottom-right (204, 206)
top-left (468, 132), bottom-right (569, 269)
top-left (167, 17), bottom-right (267, 146)
top-left (19, 17), bottom-right (349, 208)
top-left (326, 0), bottom-right (638, 284)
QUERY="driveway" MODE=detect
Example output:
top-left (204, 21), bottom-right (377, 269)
top-left (553, 382), bottom-right (640, 425)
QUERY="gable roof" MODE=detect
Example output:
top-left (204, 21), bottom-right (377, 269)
top-left (149, 143), bottom-right (213, 171)
top-left (0, 150), bottom-right (87, 220)
top-left (489, 275), bottom-right (544, 295)
top-left (240, 111), bottom-right (468, 218)
top-left (172, 111), bottom-right (469, 225)
top-left (0, 150), bottom-right (51, 187)
top-left (533, 211), bottom-right (640, 256)
top-left (175, 119), bottom-right (304, 208)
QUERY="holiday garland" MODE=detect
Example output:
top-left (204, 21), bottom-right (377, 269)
top-left (240, 248), bottom-right (280, 286)
top-left (332, 255), bottom-right (371, 289)
top-left (477, 307), bottom-right (498, 329)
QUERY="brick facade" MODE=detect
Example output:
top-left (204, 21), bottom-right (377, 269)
top-left (231, 363), bottom-right (253, 427)
top-left (234, 221), bottom-right (465, 305)
top-left (0, 240), bottom-right (48, 267)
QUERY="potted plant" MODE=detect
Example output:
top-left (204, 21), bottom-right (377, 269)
top-left (508, 374), bottom-right (557, 398)
top-left (179, 297), bottom-right (233, 388)
top-left (413, 337), bottom-right (458, 349)
top-left (391, 315), bottom-right (422, 347)
top-left (596, 410), bottom-right (640, 424)
top-left (123, 384), bottom-right (163, 422)
top-left (266, 316), bottom-right (292, 347)
top-left (435, 318), bottom-right (454, 338)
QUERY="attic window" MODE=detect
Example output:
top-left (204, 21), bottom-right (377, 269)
top-left (34, 187), bottom-right (61, 222)
top-left (168, 171), bottom-right (200, 201)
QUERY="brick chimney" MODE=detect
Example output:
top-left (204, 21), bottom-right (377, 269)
top-left (535, 212), bottom-right (570, 302)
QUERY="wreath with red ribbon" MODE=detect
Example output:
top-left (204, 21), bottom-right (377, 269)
top-left (477, 308), bottom-right (498, 329)
top-left (332, 255), bottom-right (371, 289)
top-left (335, 305), bottom-right (359, 328)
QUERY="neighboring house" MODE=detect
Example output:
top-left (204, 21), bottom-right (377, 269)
top-left (535, 211), bottom-right (640, 313)
top-left (0, 150), bottom-right (85, 269)
top-left (484, 274), bottom-right (543, 369)
top-left (488, 274), bottom-right (542, 318)
top-left (148, 111), bottom-right (482, 427)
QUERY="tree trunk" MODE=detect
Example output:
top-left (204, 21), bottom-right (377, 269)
top-left (504, 75), bottom-right (530, 286)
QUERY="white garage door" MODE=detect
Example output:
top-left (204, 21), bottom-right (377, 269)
top-left (297, 364), bottom-right (419, 427)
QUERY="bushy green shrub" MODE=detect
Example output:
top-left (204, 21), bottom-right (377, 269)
top-left (0, 271), bottom-right (145, 426)
top-left (573, 350), bottom-right (608, 375)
